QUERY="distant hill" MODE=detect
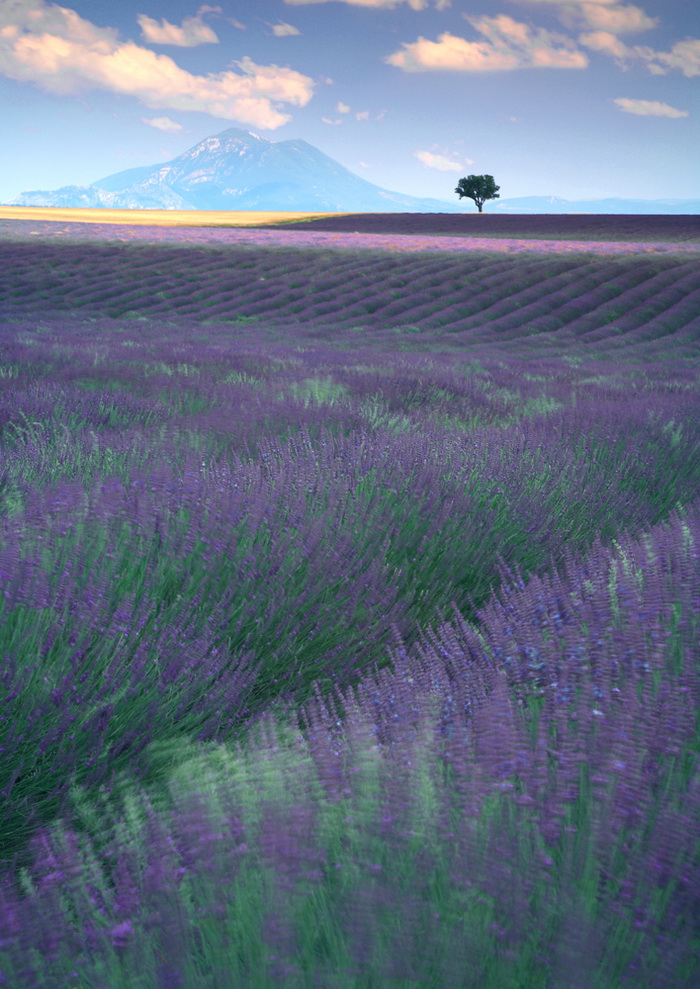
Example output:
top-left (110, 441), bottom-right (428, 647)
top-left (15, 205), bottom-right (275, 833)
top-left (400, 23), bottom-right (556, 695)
top-left (3, 128), bottom-right (699, 214)
top-left (486, 195), bottom-right (700, 215)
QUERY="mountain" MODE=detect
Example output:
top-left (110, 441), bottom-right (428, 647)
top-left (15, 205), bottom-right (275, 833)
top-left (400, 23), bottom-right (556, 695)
top-left (3, 128), bottom-right (464, 213)
top-left (3, 128), bottom-right (699, 213)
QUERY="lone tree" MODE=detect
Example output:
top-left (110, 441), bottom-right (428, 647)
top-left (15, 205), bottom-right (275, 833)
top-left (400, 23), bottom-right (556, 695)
top-left (455, 174), bottom-right (500, 213)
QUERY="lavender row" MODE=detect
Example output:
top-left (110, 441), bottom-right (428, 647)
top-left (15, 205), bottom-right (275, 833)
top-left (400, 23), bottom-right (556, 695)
top-left (0, 307), bottom-right (698, 983)
top-left (2, 243), bottom-right (699, 348)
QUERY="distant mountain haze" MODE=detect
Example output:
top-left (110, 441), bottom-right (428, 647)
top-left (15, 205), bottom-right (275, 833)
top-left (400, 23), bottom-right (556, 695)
top-left (4, 128), bottom-right (699, 214)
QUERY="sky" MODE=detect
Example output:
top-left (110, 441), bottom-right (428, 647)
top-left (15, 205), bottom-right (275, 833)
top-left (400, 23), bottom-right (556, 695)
top-left (1, 0), bottom-right (698, 205)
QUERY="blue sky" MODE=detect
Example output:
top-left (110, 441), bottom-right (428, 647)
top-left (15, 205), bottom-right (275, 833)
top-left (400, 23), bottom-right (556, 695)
top-left (1, 0), bottom-right (698, 204)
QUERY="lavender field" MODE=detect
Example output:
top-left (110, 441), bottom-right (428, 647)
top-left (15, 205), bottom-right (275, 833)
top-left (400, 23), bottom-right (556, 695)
top-left (0, 215), bottom-right (699, 988)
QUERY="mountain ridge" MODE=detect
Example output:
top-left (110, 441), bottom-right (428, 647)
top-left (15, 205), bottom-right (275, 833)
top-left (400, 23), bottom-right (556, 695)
top-left (4, 127), bottom-right (699, 214)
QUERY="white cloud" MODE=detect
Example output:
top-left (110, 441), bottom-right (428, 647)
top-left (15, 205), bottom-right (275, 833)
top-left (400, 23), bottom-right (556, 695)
top-left (613, 97), bottom-right (689, 117)
top-left (141, 116), bottom-right (184, 132)
top-left (0, 2), bottom-right (120, 47)
top-left (509, 0), bottom-right (626, 7)
top-left (509, 1), bottom-right (659, 39)
top-left (560, 4), bottom-right (658, 34)
top-left (507, 4), bottom-right (700, 77)
top-left (322, 104), bottom-right (375, 121)
top-left (270, 22), bottom-right (301, 37)
top-left (414, 150), bottom-right (472, 171)
top-left (386, 18), bottom-right (588, 72)
top-left (579, 32), bottom-right (700, 76)
top-left (0, 1), bottom-right (315, 128)
top-left (285, 0), bottom-right (452, 9)
top-left (137, 7), bottom-right (220, 47)
top-left (387, 33), bottom-right (519, 71)
top-left (579, 30), bottom-right (630, 58)
top-left (634, 38), bottom-right (700, 77)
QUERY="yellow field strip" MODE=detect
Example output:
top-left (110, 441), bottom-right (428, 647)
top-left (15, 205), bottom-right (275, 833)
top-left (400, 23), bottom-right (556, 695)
top-left (0, 207), bottom-right (356, 227)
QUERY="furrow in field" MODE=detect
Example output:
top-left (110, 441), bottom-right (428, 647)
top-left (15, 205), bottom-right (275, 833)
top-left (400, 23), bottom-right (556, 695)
top-left (1, 243), bottom-right (697, 348)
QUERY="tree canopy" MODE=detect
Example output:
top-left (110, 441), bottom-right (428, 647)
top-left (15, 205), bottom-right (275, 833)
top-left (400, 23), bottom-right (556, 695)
top-left (455, 175), bottom-right (500, 213)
